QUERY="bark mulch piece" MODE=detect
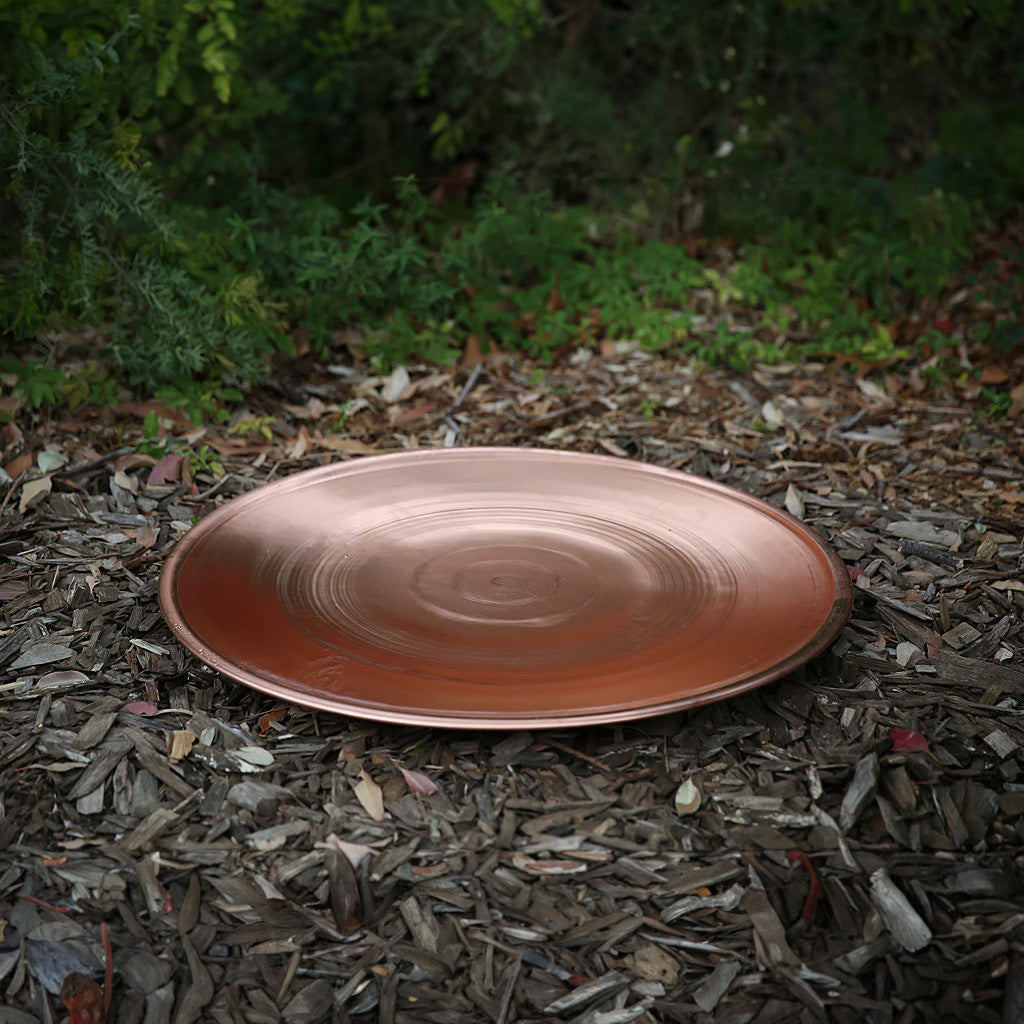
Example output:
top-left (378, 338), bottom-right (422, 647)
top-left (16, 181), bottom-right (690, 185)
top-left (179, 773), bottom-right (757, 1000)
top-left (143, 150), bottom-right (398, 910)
top-left (2, 349), bottom-right (1023, 1024)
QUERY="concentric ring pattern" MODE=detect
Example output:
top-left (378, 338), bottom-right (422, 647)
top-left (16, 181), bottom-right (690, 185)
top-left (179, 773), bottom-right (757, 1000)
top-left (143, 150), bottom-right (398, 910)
top-left (159, 448), bottom-right (852, 727)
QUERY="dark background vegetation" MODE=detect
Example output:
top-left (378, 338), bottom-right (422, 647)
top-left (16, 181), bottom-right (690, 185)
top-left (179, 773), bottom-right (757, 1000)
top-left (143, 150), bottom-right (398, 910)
top-left (2, 0), bottom-right (1023, 413)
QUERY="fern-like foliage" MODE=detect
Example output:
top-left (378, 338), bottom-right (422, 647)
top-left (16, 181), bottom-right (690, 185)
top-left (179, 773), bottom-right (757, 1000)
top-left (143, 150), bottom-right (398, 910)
top-left (0, 31), bottom-right (274, 386)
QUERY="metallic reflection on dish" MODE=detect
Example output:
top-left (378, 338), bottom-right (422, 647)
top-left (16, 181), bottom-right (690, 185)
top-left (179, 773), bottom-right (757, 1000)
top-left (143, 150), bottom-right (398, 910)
top-left (159, 448), bottom-right (852, 728)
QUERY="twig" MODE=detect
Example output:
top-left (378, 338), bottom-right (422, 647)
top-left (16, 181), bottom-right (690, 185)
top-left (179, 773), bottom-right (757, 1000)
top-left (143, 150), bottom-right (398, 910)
top-left (187, 472), bottom-right (235, 501)
top-left (898, 540), bottom-right (964, 569)
top-left (537, 737), bottom-right (615, 773)
top-left (0, 469), bottom-right (28, 517)
top-left (17, 893), bottom-right (72, 913)
top-left (527, 399), bottom-right (597, 425)
top-left (101, 921), bottom-right (113, 1016)
top-left (454, 362), bottom-right (484, 410)
top-left (59, 447), bottom-right (135, 478)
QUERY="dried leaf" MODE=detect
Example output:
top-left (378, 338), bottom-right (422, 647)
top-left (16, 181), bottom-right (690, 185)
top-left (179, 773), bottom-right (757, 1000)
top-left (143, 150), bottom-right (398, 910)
top-left (460, 332), bottom-right (483, 369)
top-left (113, 469), bottom-right (138, 493)
top-left (673, 778), bottom-right (701, 815)
top-left (353, 768), bottom-right (386, 821)
top-left (231, 746), bottom-right (274, 767)
top-left (400, 767), bottom-right (439, 795)
top-left (324, 847), bottom-right (362, 932)
top-left (1008, 381), bottom-right (1024, 418)
top-left (315, 436), bottom-right (378, 455)
top-left (511, 854), bottom-right (588, 875)
top-left (122, 701), bottom-right (158, 716)
top-left (980, 364), bottom-right (1008, 384)
top-left (37, 449), bottom-right (67, 473)
top-left (173, 933), bottom-right (214, 1024)
top-left (287, 427), bottom-right (310, 459)
top-left (61, 972), bottom-right (105, 1024)
top-left (257, 707), bottom-right (287, 734)
top-left (316, 833), bottom-right (377, 868)
top-left (283, 978), bottom-right (334, 1024)
top-left (785, 483), bottom-right (805, 519)
top-left (761, 399), bottom-right (785, 428)
top-left (148, 453), bottom-right (183, 486)
top-left (38, 670), bottom-right (89, 689)
top-left (380, 365), bottom-right (411, 404)
top-left (4, 450), bottom-right (33, 478)
top-left (19, 474), bottom-right (51, 513)
top-left (889, 728), bottom-right (929, 754)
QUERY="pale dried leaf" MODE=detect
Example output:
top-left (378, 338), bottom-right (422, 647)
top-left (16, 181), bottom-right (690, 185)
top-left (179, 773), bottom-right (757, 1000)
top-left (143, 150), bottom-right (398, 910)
top-left (673, 778), bottom-right (701, 815)
top-left (19, 475), bottom-right (51, 513)
top-left (400, 767), bottom-right (439, 795)
top-left (352, 768), bottom-right (386, 821)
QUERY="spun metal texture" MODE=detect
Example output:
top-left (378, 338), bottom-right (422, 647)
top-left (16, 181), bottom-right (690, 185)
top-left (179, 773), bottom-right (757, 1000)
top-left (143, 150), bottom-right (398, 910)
top-left (159, 448), bottom-right (853, 728)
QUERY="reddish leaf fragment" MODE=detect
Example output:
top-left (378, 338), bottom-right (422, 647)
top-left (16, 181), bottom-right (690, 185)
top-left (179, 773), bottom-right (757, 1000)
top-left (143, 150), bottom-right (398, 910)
top-left (932, 317), bottom-right (955, 336)
top-left (460, 332), bottom-right (483, 369)
top-left (889, 728), bottom-right (929, 754)
top-left (112, 453), bottom-right (156, 473)
top-left (136, 520), bottom-right (159, 548)
top-left (787, 850), bottom-right (824, 930)
top-left (1008, 382), bottom-right (1024, 419)
top-left (122, 701), bottom-right (158, 716)
top-left (980, 364), bottom-right (1009, 385)
top-left (511, 854), bottom-right (588, 875)
top-left (394, 400), bottom-right (436, 425)
top-left (3, 451), bottom-right (34, 479)
top-left (61, 972), bottom-right (105, 1024)
top-left (400, 767), bottom-right (439, 795)
top-left (410, 863), bottom-right (450, 878)
top-left (17, 893), bottom-right (71, 913)
top-left (148, 452), bottom-right (183, 486)
top-left (257, 706), bottom-right (287, 734)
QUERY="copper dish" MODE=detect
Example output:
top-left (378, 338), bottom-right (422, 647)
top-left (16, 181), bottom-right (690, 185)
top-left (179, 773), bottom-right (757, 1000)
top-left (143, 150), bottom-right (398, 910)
top-left (159, 448), bottom-right (852, 727)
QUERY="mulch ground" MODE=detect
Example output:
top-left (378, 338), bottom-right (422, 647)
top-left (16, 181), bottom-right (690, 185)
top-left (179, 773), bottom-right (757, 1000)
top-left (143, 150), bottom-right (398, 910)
top-left (1, 343), bottom-right (1023, 1024)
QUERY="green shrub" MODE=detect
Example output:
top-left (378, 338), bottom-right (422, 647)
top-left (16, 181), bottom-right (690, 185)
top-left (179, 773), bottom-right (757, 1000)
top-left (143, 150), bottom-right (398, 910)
top-left (2, 0), bottom-right (1023, 397)
top-left (0, 24), bottom-right (279, 386)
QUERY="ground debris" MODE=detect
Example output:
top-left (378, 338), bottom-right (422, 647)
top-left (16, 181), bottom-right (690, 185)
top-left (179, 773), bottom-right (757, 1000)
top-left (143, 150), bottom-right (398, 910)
top-left (2, 350), bottom-right (1023, 1022)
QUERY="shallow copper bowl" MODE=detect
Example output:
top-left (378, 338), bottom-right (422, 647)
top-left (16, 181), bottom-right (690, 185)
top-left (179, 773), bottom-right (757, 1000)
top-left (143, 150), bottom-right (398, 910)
top-left (159, 448), bottom-right (852, 728)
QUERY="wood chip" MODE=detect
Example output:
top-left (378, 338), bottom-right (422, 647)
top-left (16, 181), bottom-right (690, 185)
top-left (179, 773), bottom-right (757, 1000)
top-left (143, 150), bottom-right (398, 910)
top-left (869, 869), bottom-right (932, 952)
top-left (542, 971), bottom-right (629, 1014)
top-left (9, 642), bottom-right (74, 670)
top-left (839, 752), bottom-right (879, 833)
top-left (693, 961), bottom-right (741, 1012)
top-left (941, 621), bottom-right (982, 649)
top-left (983, 729), bottom-right (1019, 759)
top-left (742, 883), bottom-right (798, 967)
